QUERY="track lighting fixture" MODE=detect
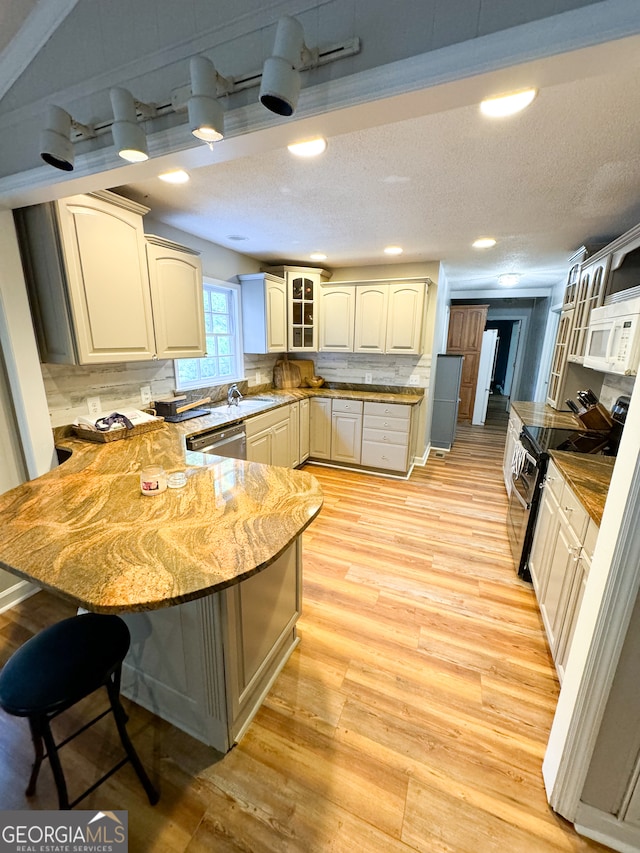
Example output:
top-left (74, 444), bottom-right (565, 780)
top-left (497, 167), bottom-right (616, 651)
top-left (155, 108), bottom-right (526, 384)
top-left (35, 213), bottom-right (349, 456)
top-left (40, 105), bottom-right (94, 172)
top-left (260, 16), bottom-right (317, 117)
top-left (39, 28), bottom-right (360, 170)
top-left (188, 56), bottom-right (227, 143)
top-left (109, 87), bottom-right (150, 162)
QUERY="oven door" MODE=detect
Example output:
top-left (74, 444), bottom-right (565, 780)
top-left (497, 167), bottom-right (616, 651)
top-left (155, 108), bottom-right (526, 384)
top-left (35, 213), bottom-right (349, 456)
top-left (506, 442), bottom-right (538, 578)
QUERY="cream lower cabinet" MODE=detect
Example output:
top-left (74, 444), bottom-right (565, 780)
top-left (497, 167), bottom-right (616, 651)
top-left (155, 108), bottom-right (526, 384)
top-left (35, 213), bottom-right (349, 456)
top-left (289, 402), bottom-right (300, 467)
top-left (309, 397), bottom-right (414, 474)
top-left (361, 401), bottom-right (412, 472)
top-left (299, 398), bottom-right (310, 463)
top-left (309, 398), bottom-right (332, 459)
top-left (121, 539), bottom-right (301, 752)
top-left (246, 406), bottom-right (292, 467)
top-left (331, 399), bottom-right (363, 464)
top-left (529, 459), bottom-right (594, 683)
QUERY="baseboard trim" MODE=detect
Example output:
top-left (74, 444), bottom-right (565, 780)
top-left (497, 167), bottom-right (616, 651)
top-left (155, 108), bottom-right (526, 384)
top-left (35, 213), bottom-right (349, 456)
top-left (0, 580), bottom-right (39, 614)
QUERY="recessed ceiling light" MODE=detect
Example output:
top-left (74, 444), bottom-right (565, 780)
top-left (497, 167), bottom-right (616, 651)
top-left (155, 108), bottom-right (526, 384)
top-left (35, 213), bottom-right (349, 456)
top-left (480, 88), bottom-right (537, 118)
top-left (384, 246), bottom-right (403, 256)
top-left (227, 234), bottom-right (248, 241)
top-left (498, 273), bottom-right (521, 287)
top-left (472, 237), bottom-right (496, 249)
top-left (287, 137), bottom-right (327, 157)
top-left (158, 169), bottom-right (190, 184)
top-left (310, 252), bottom-right (327, 261)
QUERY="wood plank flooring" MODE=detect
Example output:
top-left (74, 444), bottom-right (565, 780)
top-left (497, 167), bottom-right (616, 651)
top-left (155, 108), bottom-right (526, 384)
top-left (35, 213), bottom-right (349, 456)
top-left (0, 399), bottom-right (610, 852)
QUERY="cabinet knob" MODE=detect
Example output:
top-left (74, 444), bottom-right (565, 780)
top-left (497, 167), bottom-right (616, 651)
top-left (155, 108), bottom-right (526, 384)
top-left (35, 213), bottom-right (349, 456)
top-left (564, 505), bottom-right (574, 513)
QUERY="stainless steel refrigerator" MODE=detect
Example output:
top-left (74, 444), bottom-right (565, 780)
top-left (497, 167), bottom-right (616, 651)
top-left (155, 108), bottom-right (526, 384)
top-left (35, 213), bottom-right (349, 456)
top-left (431, 354), bottom-right (463, 451)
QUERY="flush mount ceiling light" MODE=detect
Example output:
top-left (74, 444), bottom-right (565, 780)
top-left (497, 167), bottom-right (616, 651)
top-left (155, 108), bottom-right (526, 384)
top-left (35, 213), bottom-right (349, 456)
top-left (109, 87), bottom-right (153, 162)
top-left (287, 137), bottom-right (327, 157)
top-left (188, 56), bottom-right (229, 144)
top-left (310, 252), bottom-right (327, 261)
top-left (158, 169), bottom-right (190, 184)
top-left (472, 237), bottom-right (497, 249)
top-left (498, 273), bottom-right (521, 287)
top-left (384, 246), bottom-right (403, 256)
top-left (480, 88), bottom-right (537, 118)
top-left (40, 105), bottom-right (94, 172)
top-left (260, 16), bottom-right (319, 117)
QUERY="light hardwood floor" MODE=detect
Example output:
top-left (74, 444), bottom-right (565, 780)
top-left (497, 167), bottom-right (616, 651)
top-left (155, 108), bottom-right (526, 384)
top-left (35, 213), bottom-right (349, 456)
top-left (0, 399), bottom-right (610, 852)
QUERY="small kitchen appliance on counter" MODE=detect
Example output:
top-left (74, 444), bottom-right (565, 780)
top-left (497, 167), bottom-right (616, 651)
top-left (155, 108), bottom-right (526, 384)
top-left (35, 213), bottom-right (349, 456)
top-left (153, 395), bottom-right (211, 423)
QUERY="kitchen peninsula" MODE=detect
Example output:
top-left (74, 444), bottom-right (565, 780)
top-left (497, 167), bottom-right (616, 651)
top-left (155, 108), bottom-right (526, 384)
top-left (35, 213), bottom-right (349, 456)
top-left (0, 420), bottom-right (323, 752)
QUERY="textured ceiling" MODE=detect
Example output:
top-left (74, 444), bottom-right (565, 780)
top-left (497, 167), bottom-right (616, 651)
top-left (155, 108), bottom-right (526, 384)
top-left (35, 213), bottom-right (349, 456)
top-left (117, 55), bottom-right (640, 293)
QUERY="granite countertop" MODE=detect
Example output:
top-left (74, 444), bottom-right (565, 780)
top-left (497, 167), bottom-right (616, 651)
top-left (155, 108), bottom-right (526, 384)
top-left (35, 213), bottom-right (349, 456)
top-left (0, 420), bottom-right (323, 614)
top-left (180, 386), bottom-right (423, 439)
top-left (511, 400), bottom-right (582, 430)
top-left (549, 450), bottom-right (616, 526)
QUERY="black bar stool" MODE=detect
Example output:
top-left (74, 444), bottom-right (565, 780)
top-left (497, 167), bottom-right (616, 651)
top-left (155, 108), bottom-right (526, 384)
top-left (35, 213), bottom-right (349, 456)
top-left (0, 612), bottom-right (159, 809)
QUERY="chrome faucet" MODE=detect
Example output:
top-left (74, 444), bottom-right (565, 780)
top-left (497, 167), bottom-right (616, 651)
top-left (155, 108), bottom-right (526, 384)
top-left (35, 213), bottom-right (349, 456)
top-left (227, 383), bottom-right (243, 406)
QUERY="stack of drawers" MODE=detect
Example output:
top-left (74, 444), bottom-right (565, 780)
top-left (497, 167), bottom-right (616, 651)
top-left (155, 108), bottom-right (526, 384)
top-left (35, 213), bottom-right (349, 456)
top-left (361, 401), bottom-right (411, 472)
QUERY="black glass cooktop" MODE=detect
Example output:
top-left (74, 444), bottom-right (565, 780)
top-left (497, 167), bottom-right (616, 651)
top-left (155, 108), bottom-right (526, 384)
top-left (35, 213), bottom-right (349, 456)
top-left (522, 425), bottom-right (610, 457)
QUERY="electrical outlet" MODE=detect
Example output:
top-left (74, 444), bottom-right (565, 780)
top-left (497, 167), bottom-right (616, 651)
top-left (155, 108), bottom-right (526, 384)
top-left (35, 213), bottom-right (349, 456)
top-left (140, 385), bottom-right (152, 405)
top-left (364, 372), bottom-right (373, 384)
top-left (409, 375), bottom-right (420, 386)
top-left (87, 396), bottom-right (101, 417)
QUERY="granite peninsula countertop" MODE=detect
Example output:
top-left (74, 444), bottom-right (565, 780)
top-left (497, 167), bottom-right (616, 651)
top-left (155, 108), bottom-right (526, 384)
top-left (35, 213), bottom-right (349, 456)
top-left (511, 400), bottom-right (582, 430)
top-left (0, 415), bottom-right (324, 614)
top-left (549, 451), bottom-right (616, 527)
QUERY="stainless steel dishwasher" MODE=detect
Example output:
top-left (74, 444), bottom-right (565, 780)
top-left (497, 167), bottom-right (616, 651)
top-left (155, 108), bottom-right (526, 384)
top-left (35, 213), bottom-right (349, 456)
top-left (186, 422), bottom-right (247, 459)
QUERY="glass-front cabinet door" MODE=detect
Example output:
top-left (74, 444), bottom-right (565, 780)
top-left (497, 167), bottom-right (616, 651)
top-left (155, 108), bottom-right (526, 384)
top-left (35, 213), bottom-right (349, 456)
top-left (290, 276), bottom-right (315, 349)
top-left (287, 269), bottom-right (326, 351)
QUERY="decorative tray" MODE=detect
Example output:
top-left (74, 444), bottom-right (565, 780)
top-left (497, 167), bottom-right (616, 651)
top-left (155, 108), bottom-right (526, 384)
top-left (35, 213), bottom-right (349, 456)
top-left (71, 417), bottom-right (165, 443)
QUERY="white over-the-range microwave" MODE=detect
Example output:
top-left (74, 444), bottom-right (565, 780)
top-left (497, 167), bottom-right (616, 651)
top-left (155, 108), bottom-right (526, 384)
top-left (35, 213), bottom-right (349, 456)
top-left (584, 296), bottom-right (640, 375)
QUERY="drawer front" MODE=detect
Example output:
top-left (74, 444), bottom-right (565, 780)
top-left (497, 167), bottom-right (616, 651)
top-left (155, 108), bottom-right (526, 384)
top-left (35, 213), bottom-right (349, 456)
top-left (331, 398), bottom-right (363, 415)
top-left (560, 484), bottom-right (589, 540)
top-left (363, 414), bottom-right (410, 434)
top-left (362, 427), bottom-right (409, 448)
top-left (361, 440), bottom-right (408, 471)
top-left (544, 460), bottom-right (564, 502)
top-left (363, 401), bottom-right (411, 421)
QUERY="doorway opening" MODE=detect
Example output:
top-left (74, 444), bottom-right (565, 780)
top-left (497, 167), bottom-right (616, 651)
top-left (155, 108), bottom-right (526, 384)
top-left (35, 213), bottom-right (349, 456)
top-left (486, 319), bottom-right (522, 410)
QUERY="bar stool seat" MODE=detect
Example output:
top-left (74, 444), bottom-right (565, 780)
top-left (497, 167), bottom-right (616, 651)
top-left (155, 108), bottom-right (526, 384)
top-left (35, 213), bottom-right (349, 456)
top-left (0, 612), bottom-right (159, 809)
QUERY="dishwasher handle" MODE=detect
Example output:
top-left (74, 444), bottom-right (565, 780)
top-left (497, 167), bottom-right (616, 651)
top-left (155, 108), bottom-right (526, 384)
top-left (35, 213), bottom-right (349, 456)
top-left (187, 422), bottom-right (246, 453)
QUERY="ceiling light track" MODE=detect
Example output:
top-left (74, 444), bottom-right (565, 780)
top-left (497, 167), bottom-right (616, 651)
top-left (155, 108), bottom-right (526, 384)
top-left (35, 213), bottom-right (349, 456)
top-left (41, 18), bottom-right (361, 171)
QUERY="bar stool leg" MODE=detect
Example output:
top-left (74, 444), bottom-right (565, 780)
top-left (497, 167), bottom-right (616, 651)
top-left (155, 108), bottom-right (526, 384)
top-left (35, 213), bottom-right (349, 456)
top-left (26, 717), bottom-right (45, 797)
top-left (106, 670), bottom-right (158, 805)
top-left (39, 716), bottom-right (70, 809)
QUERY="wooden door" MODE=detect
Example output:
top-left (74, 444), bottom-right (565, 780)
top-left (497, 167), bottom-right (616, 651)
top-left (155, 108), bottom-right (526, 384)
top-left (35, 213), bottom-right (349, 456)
top-left (446, 305), bottom-right (488, 422)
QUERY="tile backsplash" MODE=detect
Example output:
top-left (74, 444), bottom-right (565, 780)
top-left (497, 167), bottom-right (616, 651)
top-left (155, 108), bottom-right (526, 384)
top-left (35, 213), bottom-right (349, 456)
top-left (41, 350), bottom-right (432, 427)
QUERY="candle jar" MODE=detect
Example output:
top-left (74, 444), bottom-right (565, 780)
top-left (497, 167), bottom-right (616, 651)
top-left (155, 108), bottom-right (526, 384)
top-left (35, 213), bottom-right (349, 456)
top-left (140, 465), bottom-right (167, 496)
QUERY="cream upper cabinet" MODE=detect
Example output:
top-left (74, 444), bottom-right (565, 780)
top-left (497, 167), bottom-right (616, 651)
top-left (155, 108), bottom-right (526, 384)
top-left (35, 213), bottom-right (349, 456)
top-left (14, 190), bottom-right (205, 365)
top-left (239, 273), bottom-right (287, 354)
top-left (354, 285), bottom-right (388, 353)
top-left (145, 236), bottom-right (205, 359)
top-left (386, 283), bottom-right (425, 354)
top-left (319, 286), bottom-right (355, 351)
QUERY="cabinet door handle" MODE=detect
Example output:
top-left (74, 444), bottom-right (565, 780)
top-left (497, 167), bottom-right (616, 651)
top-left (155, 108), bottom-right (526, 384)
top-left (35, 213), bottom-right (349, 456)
top-left (564, 505), bottom-right (574, 513)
